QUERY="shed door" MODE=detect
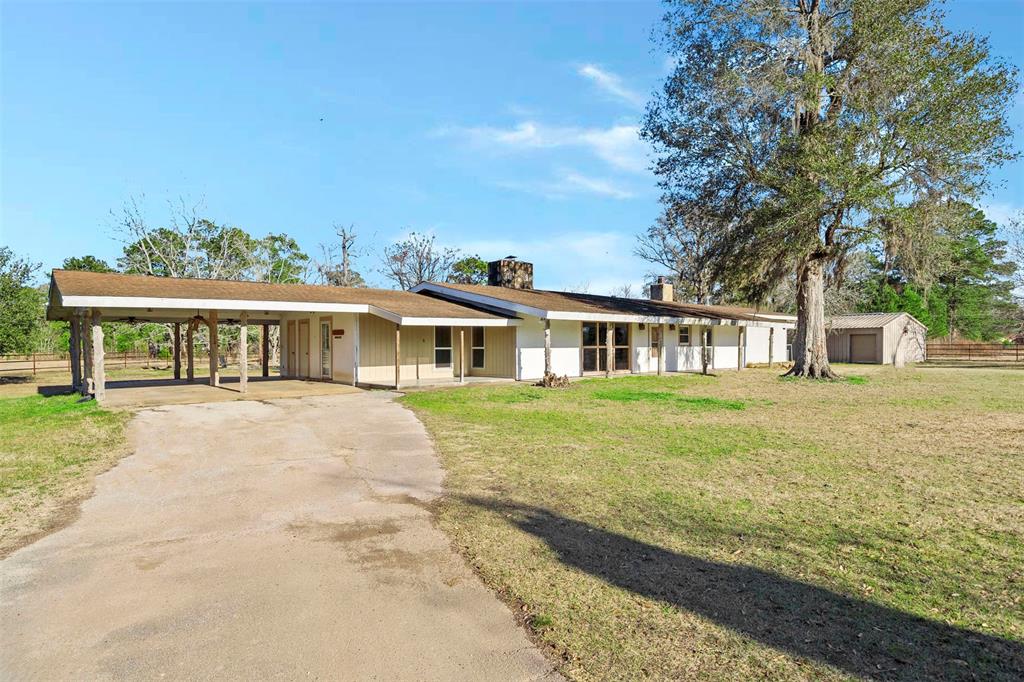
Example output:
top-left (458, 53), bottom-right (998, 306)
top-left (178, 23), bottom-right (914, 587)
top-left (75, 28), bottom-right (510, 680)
top-left (850, 333), bottom-right (877, 363)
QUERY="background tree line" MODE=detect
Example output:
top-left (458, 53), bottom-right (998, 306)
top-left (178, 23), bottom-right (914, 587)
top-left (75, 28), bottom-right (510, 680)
top-left (0, 196), bottom-right (490, 357)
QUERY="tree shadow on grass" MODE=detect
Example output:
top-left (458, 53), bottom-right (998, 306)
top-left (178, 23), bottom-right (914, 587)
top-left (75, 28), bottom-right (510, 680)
top-left (464, 497), bottom-right (1024, 681)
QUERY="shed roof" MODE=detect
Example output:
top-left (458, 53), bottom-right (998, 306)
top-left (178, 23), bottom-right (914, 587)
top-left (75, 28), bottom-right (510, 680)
top-left (828, 312), bottom-right (926, 330)
top-left (415, 282), bottom-right (795, 326)
top-left (47, 270), bottom-right (510, 325)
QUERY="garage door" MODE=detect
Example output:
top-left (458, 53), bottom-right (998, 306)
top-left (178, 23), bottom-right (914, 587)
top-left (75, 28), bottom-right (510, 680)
top-left (849, 333), bottom-right (877, 363)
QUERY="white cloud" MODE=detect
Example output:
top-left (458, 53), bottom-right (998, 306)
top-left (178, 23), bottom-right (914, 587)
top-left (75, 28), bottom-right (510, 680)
top-left (436, 121), bottom-right (648, 174)
top-left (496, 170), bottom-right (636, 200)
top-left (577, 64), bottom-right (645, 107)
top-left (981, 201), bottom-right (1022, 229)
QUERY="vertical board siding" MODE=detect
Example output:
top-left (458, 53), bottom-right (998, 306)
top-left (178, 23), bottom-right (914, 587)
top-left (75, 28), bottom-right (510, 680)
top-left (456, 326), bottom-right (515, 378)
top-left (358, 315), bottom-right (455, 384)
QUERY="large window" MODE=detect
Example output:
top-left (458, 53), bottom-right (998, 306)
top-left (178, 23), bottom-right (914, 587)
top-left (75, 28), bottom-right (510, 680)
top-left (679, 326), bottom-right (690, 345)
top-left (581, 322), bottom-right (629, 372)
top-left (471, 326), bottom-right (485, 368)
top-left (435, 326), bottom-right (452, 367)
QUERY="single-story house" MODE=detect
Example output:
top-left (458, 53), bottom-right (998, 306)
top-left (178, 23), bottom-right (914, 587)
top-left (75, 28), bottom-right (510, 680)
top-left (826, 312), bottom-right (927, 366)
top-left (46, 260), bottom-right (795, 401)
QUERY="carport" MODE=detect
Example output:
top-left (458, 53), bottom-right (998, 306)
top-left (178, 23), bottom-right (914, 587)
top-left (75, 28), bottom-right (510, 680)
top-left (46, 269), bottom-right (515, 402)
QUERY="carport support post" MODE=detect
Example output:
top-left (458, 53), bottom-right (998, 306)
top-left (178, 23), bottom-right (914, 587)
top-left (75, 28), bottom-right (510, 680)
top-left (768, 326), bottom-right (775, 368)
top-left (394, 324), bottom-right (401, 390)
top-left (261, 323), bottom-right (270, 377)
top-left (91, 309), bottom-right (105, 401)
top-left (459, 328), bottom-right (465, 384)
top-left (81, 311), bottom-right (93, 396)
top-left (543, 319), bottom-right (552, 376)
top-left (238, 312), bottom-right (248, 393)
top-left (173, 322), bottom-right (181, 380)
top-left (69, 316), bottom-right (81, 390)
top-left (208, 310), bottom-right (219, 387)
top-left (186, 321), bottom-right (195, 383)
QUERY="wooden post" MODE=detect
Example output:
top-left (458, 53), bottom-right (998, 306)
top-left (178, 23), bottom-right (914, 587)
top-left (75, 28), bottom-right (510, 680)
top-left (262, 323), bottom-right (270, 377)
top-left (239, 312), bottom-right (248, 393)
top-left (32, 353), bottom-right (36, 376)
top-left (82, 312), bottom-right (93, 396)
top-left (394, 324), bottom-right (401, 390)
top-left (186, 321), bottom-right (195, 383)
top-left (768, 326), bottom-right (775, 368)
top-left (69, 320), bottom-right (80, 389)
top-left (605, 323), bottom-right (613, 378)
top-left (208, 310), bottom-right (219, 387)
top-left (700, 325), bottom-right (708, 376)
top-left (91, 310), bottom-right (105, 401)
top-left (737, 325), bottom-right (744, 371)
top-left (173, 322), bottom-right (182, 380)
top-left (543, 319), bottom-right (552, 376)
top-left (459, 328), bottom-right (465, 384)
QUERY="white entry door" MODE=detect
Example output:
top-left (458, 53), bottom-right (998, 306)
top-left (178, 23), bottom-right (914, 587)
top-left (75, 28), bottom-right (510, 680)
top-left (320, 321), bottom-right (332, 379)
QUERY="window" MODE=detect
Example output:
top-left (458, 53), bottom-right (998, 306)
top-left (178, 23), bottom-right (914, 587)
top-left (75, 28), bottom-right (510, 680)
top-left (471, 326), bottom-right (485, 368)
top-left (434, 326), bottom-right (452, 367)
top-left (679, 326), bottom-right (690, 345)
top-left (581, 322), bottom-right (630, 372)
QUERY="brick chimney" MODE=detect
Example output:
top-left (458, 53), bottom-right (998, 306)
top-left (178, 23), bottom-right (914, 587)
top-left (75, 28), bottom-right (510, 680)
top-left (650, 276), bottom-right (673, 302)
top-left (488, 257), bottom-right (533, 289)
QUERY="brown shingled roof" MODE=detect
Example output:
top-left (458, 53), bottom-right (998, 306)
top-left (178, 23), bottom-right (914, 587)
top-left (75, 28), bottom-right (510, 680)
top-left (421, 282), bottom-right (793, 322)
top-left (49, 270), bottom-right (504, 320)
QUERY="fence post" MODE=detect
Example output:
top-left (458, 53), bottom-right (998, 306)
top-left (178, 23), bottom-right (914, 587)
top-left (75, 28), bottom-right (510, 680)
top-left (32, 353), bottom-right (36, 376)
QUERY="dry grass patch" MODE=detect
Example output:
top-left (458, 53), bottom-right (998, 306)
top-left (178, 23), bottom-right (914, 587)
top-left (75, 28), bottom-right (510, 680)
top-left (0, 393), bottom-right (129, 557)
top-left (402, 366), bottom-right (1024, 681)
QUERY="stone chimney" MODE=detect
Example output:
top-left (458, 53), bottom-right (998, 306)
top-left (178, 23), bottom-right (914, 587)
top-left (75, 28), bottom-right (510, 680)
top-left (650, 276), bottom-right (673, 302)
top-left (488, 257), bottom-right (533, 289)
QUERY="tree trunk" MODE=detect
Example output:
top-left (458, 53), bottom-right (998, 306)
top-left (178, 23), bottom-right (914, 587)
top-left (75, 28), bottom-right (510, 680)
top-left (786, 259), bottom-right (836, 379)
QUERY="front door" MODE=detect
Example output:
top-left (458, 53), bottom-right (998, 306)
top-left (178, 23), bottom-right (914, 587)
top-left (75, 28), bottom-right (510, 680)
top-left (320, 320), bottom-right (332, 379)
top-left (298, 320), bottom-right (310, 378)
top-left (650, 326), bottom-right (662, 367)
top-left (287, 320), bottom-right (297, 376)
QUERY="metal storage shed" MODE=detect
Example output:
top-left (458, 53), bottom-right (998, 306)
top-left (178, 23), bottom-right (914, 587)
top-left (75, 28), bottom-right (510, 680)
top-left (826, 312), bottom-right (928, 366)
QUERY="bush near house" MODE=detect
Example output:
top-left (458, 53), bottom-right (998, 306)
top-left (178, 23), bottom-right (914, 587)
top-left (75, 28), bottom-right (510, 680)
top-left (402, 368), bottom-right (1024, 681)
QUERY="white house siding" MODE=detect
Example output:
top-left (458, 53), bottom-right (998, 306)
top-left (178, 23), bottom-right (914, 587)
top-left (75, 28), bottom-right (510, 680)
top-left (516, 316), bottom-right (581, 380)
top-left (744, 325), bottom-right (788, 365)
top-left (673, 325), bottom-right (703, 371)
top-left (632, 324), bottom-right (652, 373)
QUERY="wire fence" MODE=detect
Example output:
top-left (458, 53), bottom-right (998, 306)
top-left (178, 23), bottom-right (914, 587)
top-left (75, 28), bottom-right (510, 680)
top-left (0, 352), bottom-right (210, 376)
top-left (925, 343), bottom-right (1023, 362)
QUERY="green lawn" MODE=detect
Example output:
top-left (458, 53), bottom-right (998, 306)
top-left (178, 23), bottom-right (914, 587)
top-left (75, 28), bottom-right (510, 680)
top-left (402, 366), bottom-right (1024, 681)
top-left (0, 393), bottom-right (128, 556)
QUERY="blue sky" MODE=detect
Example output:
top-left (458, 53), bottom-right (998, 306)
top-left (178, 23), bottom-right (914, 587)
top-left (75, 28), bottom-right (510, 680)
top-left (2, 1), bottom-right (1022, 293)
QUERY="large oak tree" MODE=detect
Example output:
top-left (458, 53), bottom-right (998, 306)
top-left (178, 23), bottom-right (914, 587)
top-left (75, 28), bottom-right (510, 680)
top-left (642, 0), bottom-right (1017, 377)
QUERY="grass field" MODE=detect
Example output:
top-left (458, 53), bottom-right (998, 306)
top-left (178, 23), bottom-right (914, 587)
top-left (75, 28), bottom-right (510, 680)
top-left (402, 366), bottom-right (1024, 681)
top-left (0, 380), bottom-right (129, 557)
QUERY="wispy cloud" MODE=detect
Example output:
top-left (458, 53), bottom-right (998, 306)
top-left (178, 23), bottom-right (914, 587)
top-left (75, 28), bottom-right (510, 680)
top-left (496, 170), bottom-right (635, 200)
top-left (435, 121), bottom-right (648, 174)
top-left (577, 63), bottom-right (645, 107)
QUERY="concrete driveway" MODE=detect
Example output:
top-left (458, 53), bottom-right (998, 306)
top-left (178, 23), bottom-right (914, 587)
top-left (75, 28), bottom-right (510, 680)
top-left (0, 392), bottom-right (559, 680)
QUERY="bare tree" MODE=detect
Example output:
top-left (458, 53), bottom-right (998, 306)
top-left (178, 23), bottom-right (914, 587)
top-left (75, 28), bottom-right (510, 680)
top-left (113, 195), bottom-right (257, 280)
top-left (314, 223), bottom-right (366, 287)
top-left (379, 232), bottom-right (460, 290)
top-left (636, 201), bottom-right (725, 304)
top-left (609, 283), bottom-right (635, 299)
